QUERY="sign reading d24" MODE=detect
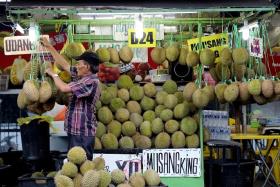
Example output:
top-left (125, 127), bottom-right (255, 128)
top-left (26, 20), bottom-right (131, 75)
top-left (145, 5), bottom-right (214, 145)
top-left (128, 28), bottom-right (156, 48)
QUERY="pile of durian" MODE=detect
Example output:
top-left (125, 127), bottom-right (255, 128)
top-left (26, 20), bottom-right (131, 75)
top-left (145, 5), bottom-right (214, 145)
top-left (54, 146), bottom-right (162, 187)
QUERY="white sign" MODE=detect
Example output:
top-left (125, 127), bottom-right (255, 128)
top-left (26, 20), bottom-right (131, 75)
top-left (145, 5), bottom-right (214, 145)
top-left (113, 24), bottom-right (164, 41)
top-left (142, 149), bottom-right (201, 177)
top-left (95, 42), bottom-right (148, 63)
top-left (249, 37), bottom-right (263, 58)
top-left (4, 35), bottom-right (49, 55)
top-left (93, 154), bottom-right (142, 179)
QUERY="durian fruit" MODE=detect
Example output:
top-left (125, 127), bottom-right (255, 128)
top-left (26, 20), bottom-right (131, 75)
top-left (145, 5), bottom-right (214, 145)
top-left (108, 47), bottom-right (120, 64)
top-left (98, 170), bottom-right (111, 187)
top-left (178, 48), bottom-right (188, 65)
top-left (46, 171), bottom-right (57, 178)
top-left (224, 83), bottom-right (239, 103)
top-left (92, 157), bottom-right (105, 171)
top-left (232, 47), bottom-right (249, 64)
top-left (119, 46), bottom-right (133, 64)
top-left (239, 82), bottom-right (250, 104)
top-left (143, 83), bottom-right (157, 97)
top-left (111, 169), bottom-right (126, 185)
top-left (39, 80), bottom-right (52, 103)
top-left (107, 120), bottom-right (122, 138)
top-left (61, 42), bottom-right (85, 59)
top-left (42, 98), bottom-right (56, 111)
top-left (0, 31), bottom-right (11, 50)
top-left (215, 83), bottom-right (227, 103)
top-left (82, 170), bottom-right (100, 187)
top-left (165, 45), bottom-right (180, 62)
top-left (23, 80), bottom-right (39, 102)
top-left (17, 90), bottom-right (28, 109)
top-left (186, 51), bottom-right (199, 67)
top-left (129, 172), bottom-right (145, 187)
top-left (31, 171), bottom-right (44, 178)
top-left (202, 85), bottom-right (215, 102)
top-left (232, 64), bottom-right (246, 81)
top-left (10, 56), bottom-right (27, 85)
top-left (171, 131), bottom-right (186, 148)
top-left (94, 137), bottom-right (102, 150)
top-left (140, 121), bottom-right (152, 137)
top-left (143, 169), bottom-right (161, 186)
top-left (173, 103), bottom-right (189, 119)
top-left (220, 47), bottom-right (233, 66)
top-left (215, 62), bottom-right (231, 81)
top-left (73, 173), bottom-right (82, 187)
top-left (67, 146), bottom-right (87, 165)
top-left (183, 82), bottom-right (197, 102)
top-left (246, 68), bottom-right (255, 79)
top-left (54, 175), bottom-right (74, 187)
top-left (134, 135), bottom-right (152, 149)
top-left (180, 117), bottom-right (198, 135)
top-left (59, 71), bottom-right (71, 83)
top-left (80, 160), bottom-right (94, 175)
top-left (200, 48), bottom-right (215, 66)
top-left (192, 89), bottom-right (209, 108)
top-left (261, 79), bottom-right (274, 98)
top-left (253, 95), bottom-right (268, 105)
top-left (209, 67), bottom-right (219, 82)
top-left (45, 76), bottom-right (58, 98)
top-left (274, 81), bottom-right (280, 95)
top-left (101, 133), bottom-right (119, 149)
top-left (248, 79), bottom-right (261, 96)
top-left (61, 162), bottom-right (78, 178)
top-left (151, 47), bottom-right (166, 65)
top-left (117, 183), bottom-right (132, 187)
top-left (119, 136), bottom-right (134, 149)
top-left (186, 134), bottom-right (200, 148)
top-left (154, 132), bottom-right (171, 148)
top-left (254, 62), bottom-right (267, 76)
top-left (97, 48), bottom-right (110, 62)
top-left (165, 119), bottom-right (179, 133)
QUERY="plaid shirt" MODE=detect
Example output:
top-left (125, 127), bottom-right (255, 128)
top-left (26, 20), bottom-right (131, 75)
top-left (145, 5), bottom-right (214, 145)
top-left (64, 67), bottom-right (100, 136)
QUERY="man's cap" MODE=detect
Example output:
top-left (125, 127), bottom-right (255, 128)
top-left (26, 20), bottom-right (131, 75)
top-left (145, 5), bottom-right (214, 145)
top-left (74, 51), bottom-right (100, 65)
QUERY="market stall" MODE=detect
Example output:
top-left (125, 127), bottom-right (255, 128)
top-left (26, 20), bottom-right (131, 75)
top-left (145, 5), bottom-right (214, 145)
top-left (0, 1), bottom-right (280, 187)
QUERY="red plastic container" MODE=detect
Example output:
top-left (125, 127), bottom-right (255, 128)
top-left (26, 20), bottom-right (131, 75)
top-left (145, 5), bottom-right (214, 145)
top-left (98, 63), bottom-right (120, 83)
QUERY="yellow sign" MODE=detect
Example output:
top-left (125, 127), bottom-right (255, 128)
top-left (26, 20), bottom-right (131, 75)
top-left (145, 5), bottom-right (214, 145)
top-left (187, 33), bottom-right (229, 62)
top-left (128, 28), bottom-right (156, 48)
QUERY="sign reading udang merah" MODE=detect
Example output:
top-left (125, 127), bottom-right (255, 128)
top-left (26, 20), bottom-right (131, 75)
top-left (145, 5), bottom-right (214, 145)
top-left (128, 28), bottom-right (156, 48)
top-left (142, 148), bottom-right (201, 177)
top-left (187, 33), bottom-right (229, 62)
top-left (4, 35), bottom-right (49, 55)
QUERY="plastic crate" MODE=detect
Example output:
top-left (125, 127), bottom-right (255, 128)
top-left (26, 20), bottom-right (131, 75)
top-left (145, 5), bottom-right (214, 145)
top-left (0, 75), bottom-right (9, 91)
top-left (18, 173), bottom-right (55, 187)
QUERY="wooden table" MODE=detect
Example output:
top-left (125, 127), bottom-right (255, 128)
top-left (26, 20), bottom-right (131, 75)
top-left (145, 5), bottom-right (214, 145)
top-left (231, 133), bottom-right (280, 187)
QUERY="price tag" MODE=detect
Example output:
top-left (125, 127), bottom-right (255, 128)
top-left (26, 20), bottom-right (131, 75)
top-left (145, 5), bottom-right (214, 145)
top-left (128, 28), bottom-right (156, 48)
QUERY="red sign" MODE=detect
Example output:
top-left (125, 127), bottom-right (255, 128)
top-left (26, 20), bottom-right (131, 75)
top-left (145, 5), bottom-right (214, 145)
top-left (263, 49), bottom-right (280, 76)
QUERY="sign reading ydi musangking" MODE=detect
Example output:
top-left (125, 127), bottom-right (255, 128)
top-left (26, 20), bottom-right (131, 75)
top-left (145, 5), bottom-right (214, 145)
top-left (187, 33), bottom-right (229, 62)
top-left (4, 35), bottom-right (49, 55)
top-left (142, 149), bottom-right (201, 177)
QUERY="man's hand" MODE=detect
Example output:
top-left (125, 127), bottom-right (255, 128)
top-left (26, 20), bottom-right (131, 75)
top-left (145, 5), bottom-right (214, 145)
top-left (45, 68), bottom-right (56, 77)
top-left (40, 37), bottom-right (52, 49)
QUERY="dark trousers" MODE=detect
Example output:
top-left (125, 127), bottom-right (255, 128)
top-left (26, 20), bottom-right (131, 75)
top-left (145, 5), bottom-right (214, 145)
top-left (68, 133), bottom-right (95, 160)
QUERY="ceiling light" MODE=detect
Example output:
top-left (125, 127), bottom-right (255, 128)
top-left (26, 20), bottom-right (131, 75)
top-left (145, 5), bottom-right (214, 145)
top-left (135, 14), bottom-right (144, 39)
top-left (0, 0), bottom-right (11, 2)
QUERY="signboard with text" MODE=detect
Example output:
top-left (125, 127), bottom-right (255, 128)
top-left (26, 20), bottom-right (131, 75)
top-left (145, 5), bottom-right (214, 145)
top-left (142, 149), bottom-right (201, 177)
top-left (128, 28), bottom-right (156, 48)
top-left (4, 35), bottom-right (49, 55)
top-left (93, 154), bottom-right (142, 179)
top-left (113, 24), bottom-right (164, 41)
top-left (187, 33), bottom-right (229, 62)
top-left (249, 37), bottom-right (263, 58)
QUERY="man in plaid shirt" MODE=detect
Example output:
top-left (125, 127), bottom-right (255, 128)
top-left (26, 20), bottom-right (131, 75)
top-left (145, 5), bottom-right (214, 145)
top-left (41, 38), bottom-right (101, 160)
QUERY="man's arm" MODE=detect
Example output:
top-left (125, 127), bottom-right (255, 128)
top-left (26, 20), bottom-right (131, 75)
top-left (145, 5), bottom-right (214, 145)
top-left (46, 69), bottom-right (71, 93)
top-left (41, 37), bottom-right (70, 73)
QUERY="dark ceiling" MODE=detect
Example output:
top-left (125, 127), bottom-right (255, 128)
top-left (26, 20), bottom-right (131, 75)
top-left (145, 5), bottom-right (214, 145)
top-left (1, 0), bottom-right (276, 9)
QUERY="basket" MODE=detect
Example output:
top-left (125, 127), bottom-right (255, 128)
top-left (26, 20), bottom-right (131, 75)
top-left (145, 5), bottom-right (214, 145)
top-left (0, 75), bottom-right (9, 91)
